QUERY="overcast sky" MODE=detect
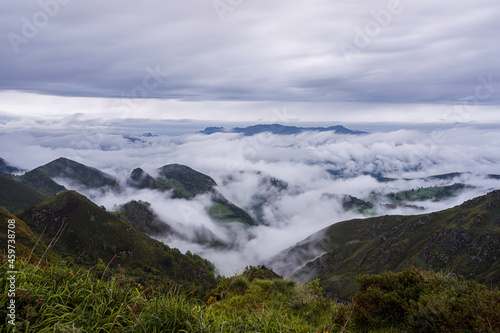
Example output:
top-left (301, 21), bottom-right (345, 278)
top-left (1, 0), bottom-right (499, 124)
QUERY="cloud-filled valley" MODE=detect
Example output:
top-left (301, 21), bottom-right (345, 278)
top-left (1, 124), bottom-right (499, 274)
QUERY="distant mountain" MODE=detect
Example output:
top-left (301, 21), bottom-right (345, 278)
top-left (19, 168), bottom-right (66, 194)
top-left (199, 124), bottom-right (367, 136)
top-left (156, 164), bottom-right (218, 198)
top-left (114, 200), bottom-right (171, 236)
top-left (385, 183), bottom-right (469, 203)
top-left (127, 168), bottom-right (162, 190)
top-left (20, 157), bottom-right (117, 193)
top-left (0, 157), bottom-right (23, 174)
top-left (127, 164), bottom-right (217, 198)
top-left (14, 157), bottom-right (255, 227)
top-left (16, 191), bottom-right (216, 291)
top-left (266, 190), bottom-right (500, 300)
top-left (126, 164), bottom-right (256, 226)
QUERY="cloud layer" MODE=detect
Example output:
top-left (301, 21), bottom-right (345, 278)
top-left (1, 125), bottom-right (499, 274)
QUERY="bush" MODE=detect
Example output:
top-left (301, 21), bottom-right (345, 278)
top-left (352, 267), bottom-right (500, 332)
top-left (229, 275), bottom-right (250, 294)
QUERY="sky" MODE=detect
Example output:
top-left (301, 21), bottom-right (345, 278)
top-left (1, 1), bottom-right (500, 274)
top-left (1, 0), bottom-right (499, 125)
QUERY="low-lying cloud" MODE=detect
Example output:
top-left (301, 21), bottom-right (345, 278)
top-left (1, 124), bottom-right (499, 275)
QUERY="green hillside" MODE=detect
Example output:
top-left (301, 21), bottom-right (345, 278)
top-left (24, 157), bottom-right (117, 190)
top-left (18, 168), bottom-right (66, 194)
top-left (128, 164), bottom-right (256, 226)
top-left (2, 259), bottom-right (499, 332)
top-left (342, 195), bottom-right (375, 214)
top-left (156, 164), bottom-right (217, 198)
top-left (269, 190), bottom-right (500, 300)
top-left (0, 157), bottom-right (22, 174)
top-left (126, 167), bottom-right (163, 190)
top-left (0, 173), bottom-right (51, 213)
top-left (16, 191), bottom-right (216, 293)
top-left (114, 200), bottom-right (171, 235)
top-left (0, 208), bottom-right (48, 261)
top-left (387, 183), bottom-right (467, 203)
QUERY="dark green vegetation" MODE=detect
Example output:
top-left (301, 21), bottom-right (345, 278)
top-left (0, 157), bottom-right (22, 174)
top-left (322, 193), bottom-right (376, 215)
top-left (209, 196), bottom-right (256, 226)
top-left (18, 168), bottom-right (66, 195)
top-left (269, 190), bottom-right (500, 300)
top-left (126, 168), bottom-right (163, 190)
top-left (2, 258), bottom-right (499, 332)
top-left (157, 164), bottom-right (217, 198)
top-left (0, 208), bottom-right (43, 260)
top-left (387, 183), bottom-right (467, 203)
top-left (344, 183), bottom-right (469, 214)
top-left (5, 156), bottom-right (256, 227)
top-left (342, 195), bottom-right (375, 214)
top-left (114, 200), bottom-right (171, 236)
top-left (126, 164), bottom-right (255, 226)
top-left (20, 157), bottom-right (117, 193)
top-left (352, 268), bottom-right (500, 332)
top-left (13, 191), bottom-right (216, 294)
top-left (0, 173), bottom-right (50, 213)
top-left (128, 165), bottom-right (219, 198)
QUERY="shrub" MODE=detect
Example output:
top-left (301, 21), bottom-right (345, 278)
top-left (352, 267), bottom-right (500, 332)
top-left (229, 275), bottom-right (250, 294)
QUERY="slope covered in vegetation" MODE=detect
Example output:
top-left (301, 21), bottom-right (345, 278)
top-left (14, 191), bottom-right (216, 294)
top-left (1, 259), bottom-right (499, 332)
top-left (268, 190), bottom-right (500, 299)
top-left (0, 174), bottom-right (51, 213)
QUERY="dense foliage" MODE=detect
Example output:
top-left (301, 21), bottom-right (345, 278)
top-left (279, 190), bottom-right (500, 300)
top-left (2, 257), bottom-right (500, 332)
top-left (353, 268), bottom-right (500, 332)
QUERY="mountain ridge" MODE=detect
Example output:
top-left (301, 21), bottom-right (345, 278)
top-left (266, 189), bottom-right (500, 299)
top-left (15, 190), bottom-right (217, 292)
top-left (199, 124), bottom-right (367, 136)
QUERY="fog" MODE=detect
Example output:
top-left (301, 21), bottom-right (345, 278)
top-left (1, 125), bottom-right (499, 275)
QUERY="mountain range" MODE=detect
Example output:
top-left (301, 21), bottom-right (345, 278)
top-left (1, 155), bottom-right (499, 302)
top-left (6, 157), bottom-right (255, 228)
top-left (198, 124), bottom-right (367, 135)
top-left (1, 191), bottom-right (216, 294)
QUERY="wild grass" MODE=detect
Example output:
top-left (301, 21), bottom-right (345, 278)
top-left (2, 258), bottom-right (500, 332)
top-left (0, 258), bottom-right (349, 332)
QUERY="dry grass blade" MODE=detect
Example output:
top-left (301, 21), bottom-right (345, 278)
top-left (27, 225), bottom-right (46, 263)
top-left (37, 221), bottom-right (67, 266)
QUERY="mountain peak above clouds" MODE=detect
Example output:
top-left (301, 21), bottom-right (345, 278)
top-left (198, 124), bottom-right (367, 136)
top-left (19, 157), bottom-right (117, 194)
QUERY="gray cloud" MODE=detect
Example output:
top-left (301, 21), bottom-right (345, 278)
top-left (1, 0), bottom-right (499, 106)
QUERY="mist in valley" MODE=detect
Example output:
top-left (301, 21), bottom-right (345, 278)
top-left (1, 124), bottom-right (499, 275)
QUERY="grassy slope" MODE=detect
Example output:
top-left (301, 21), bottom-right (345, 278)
top-left (387, 183), bottom-right (466, 203)
top-left (0, 174), bottom-right (51, 213)
top-left (156, 164), bottom-right (217, 198)
top-left (2, 259), bottom-right (499, 332)
top-left (18, 169), bottom-right (66, 195)
top-left (0, 208), bottom-right (48, 261)
top-left (15, 191), bottom-right (216, 293)
top-left (157, 164), bottom-right (256, 225)
top-left (36, 157), bottom-right (117, 188)
top-left (18, 157), bottom-right (118, 195)
top-left (270, 190), bottom-right (500, 300)
top-left (114, 200), bottom-right (171, 235)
